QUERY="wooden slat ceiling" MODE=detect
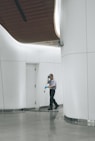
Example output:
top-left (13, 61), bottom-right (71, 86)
top-left (0, 0), bottom-right (58, 43)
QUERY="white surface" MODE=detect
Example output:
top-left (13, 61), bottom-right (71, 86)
top-left (61, 0), bottom-right (95, 120)
top-left (61, 0), bottom-right (89, 120)
top-left (61, 0), bottom-right (86, 56)
top-left (62, 54), bottom-right (88, 119)
top-left (26, 64), bottom-right (37, 108)
top-left (0, 25), bottom-right (61, 63)
top-left (1, 61), bottom-right (26, 109)
top-left (0, 25), bottom-right (63, 109)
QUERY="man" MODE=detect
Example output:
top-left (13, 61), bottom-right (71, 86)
top-left (45, 74), bottom-right (59, 110)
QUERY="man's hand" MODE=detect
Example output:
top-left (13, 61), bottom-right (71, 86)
top-left (45, 86), bottom-right (48, 89)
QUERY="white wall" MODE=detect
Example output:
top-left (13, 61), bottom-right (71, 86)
top-left (1, 61), bottom-right (26, 109)
top-left (61, 0), bottom-right (95, 120)
top-left (0, 25), bottom-right (63, 109)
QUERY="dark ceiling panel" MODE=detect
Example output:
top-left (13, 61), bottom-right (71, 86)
top-left (0, 0), bottom-right (58, 43)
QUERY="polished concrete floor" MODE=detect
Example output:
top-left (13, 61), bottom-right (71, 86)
top-left (0, 107), bottom-right (95, 141)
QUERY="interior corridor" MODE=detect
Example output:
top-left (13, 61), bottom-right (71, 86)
top-left (0, 106), bottom-right (95, 141)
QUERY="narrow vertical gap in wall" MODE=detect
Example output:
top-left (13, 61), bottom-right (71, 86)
top-left (0, 61), bottom-right (5, 110)
top-left (85, 0), bottom-right (89, 120)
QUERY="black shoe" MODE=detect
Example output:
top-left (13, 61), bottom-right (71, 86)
top-left (48, 108), bottom-right (53, 110)
top-left (55, 105), bottom-right (59, 109)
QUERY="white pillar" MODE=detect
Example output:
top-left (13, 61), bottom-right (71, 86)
top-left (61, 0), bottom-right (95, 121)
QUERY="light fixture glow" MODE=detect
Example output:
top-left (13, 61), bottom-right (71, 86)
top-left (54, 0), bottom-right (61, 38)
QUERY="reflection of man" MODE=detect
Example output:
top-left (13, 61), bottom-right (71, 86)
top-left (49, 111), bottom-right (58, 135)
top-left (45, 74), bottom-right (59, 110)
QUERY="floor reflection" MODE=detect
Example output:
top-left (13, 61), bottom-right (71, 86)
top-left (48, 111), bottom-right (58, 141)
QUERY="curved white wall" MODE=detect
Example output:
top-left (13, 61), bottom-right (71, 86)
top-left (0, 26), bottom-right (26, 109)
top-left (61, 0), bottom-right (95, 120)
top-left (0, 25), bottom-right (63, 109)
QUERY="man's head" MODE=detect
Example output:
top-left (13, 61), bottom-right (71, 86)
top-left (48, 74), bottom-right (53, 80)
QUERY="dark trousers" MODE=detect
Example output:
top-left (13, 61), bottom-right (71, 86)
top-left (50, 89), bottom-right (58, 108)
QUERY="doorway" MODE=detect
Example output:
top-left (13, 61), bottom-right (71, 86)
top-left (26, 63), bottom-right (38, 108)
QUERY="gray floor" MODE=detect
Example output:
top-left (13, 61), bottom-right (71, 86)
top-left (0, 107), bottom-right (95, 141)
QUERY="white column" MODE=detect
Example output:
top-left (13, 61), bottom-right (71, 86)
top-left (61, 0), bottom-right (95, 120)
